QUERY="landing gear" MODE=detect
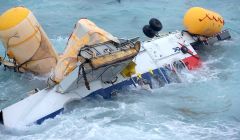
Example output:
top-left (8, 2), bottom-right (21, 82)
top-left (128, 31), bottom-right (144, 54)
top-left (143, 18), bottom-right (163, 38)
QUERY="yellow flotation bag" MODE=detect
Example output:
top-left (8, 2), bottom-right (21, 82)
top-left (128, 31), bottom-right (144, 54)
top-left (183, 7), bottom-right (224, 37)
top-left (51, 18), bottom-right (120, 83)
top-left (0, 7), bottom-right (58, 74)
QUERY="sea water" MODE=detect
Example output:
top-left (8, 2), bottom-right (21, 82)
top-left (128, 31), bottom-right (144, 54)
top-left (0, 0), bottom-right (240, 139)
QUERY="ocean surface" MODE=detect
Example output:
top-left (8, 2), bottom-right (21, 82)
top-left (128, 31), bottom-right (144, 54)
top-left (0, 0), bottom-right (240, 139)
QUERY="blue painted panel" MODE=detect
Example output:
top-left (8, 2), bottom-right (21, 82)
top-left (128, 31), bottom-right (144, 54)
top-left (35, 108), bottom-right (64, 125)
top-left (34, 67), bottom-right (181, 125)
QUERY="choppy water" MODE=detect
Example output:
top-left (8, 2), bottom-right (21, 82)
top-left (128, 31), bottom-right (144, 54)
top-left (0, 0), bottom-right (240, 139)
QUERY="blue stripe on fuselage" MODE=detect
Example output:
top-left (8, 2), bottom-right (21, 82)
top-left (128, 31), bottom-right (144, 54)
top-left (33, 67), bottom-right (177, 125)
top-left (35, 108), bottom-right (64, 125)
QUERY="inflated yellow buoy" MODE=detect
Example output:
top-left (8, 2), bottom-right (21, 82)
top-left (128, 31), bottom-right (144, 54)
top-left (0, 7), bottom-right (58, 74)
top-left (183, 7), bottom-right (224, 37)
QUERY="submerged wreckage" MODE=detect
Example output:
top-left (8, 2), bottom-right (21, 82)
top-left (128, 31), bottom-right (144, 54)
top-left (0, 7), bottom-right (231, 128)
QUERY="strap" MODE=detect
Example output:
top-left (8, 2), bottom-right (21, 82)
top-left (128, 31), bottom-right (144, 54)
top-left (77, 62), bottom-right (90, 90)
top-left (7, 22), bottom-right (40, 48)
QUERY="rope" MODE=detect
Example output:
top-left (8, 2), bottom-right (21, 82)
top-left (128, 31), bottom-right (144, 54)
top-left (199, 14), bottom-right (224, 25)
top-left (16, 28), bottom-right (43, 71)
top-left (77, 62), bottom-right (90, 90)
top-left (81, 64), bottom-right (90, 90)
top-left (77, 49), bottom-right (90, 90)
